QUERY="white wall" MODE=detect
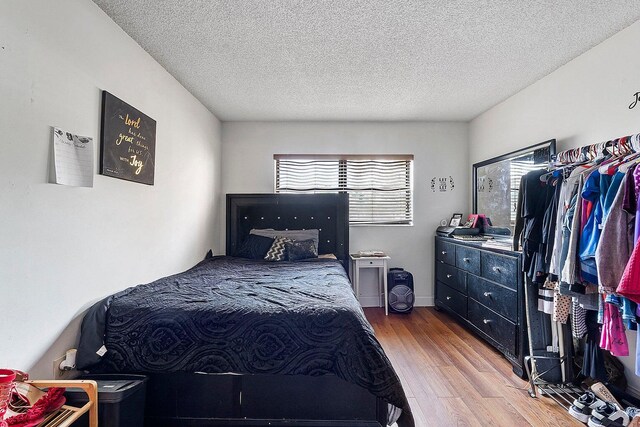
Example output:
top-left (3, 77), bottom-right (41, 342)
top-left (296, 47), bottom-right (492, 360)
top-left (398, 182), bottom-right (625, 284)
top-left (470, 21), bottom-right (640, 392)
top-left (221, 122), bottom-right (469, 307)
top-left (0, 0), bottom-right (222, 378)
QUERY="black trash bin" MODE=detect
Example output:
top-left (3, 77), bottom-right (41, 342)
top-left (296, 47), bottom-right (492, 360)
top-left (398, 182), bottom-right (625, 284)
top-left (65, 374), bottom-right (147, 427)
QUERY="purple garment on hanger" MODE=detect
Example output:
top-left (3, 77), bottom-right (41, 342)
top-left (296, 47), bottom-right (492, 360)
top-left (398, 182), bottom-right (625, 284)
top-left (623, 165), bottom-right (636, 214)
top-left (635, 166), bottom-right (640, 242)
top-left (637, 305), bottom-right (640, 376)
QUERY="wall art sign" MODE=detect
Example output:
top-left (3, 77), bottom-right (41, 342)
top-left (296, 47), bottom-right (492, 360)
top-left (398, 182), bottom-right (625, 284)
top-left (630, 91), bottom-right (639, 110)
top-left (430, 176), bottom-right (455, 192)
top-left (100, 91), bottom-right (156, 185)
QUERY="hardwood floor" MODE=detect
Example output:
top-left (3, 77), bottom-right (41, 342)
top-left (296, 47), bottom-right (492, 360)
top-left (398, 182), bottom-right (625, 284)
top-left (364, 307), bottom-right (580, 427)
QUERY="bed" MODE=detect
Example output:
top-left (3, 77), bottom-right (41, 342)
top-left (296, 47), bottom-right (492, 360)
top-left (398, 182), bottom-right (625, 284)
top-left (76, 193), bottom-right (413, 427)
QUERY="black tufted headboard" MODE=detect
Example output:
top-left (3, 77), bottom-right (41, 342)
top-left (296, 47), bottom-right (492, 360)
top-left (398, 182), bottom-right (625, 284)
top-left (226, 193), bottom-right (350, 269)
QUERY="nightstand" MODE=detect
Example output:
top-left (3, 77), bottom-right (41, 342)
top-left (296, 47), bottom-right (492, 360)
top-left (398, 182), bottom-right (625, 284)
top-left (349, 254), bottom-right (390, 315)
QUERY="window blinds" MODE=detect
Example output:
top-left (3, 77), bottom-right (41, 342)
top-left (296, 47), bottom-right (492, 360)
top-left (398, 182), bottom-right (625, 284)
top-left (275, 155), bottom-right (413, 225)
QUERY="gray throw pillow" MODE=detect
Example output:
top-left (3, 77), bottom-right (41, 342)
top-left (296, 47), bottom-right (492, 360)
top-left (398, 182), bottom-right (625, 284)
top-left (251, 229), bottom-right (319, 250)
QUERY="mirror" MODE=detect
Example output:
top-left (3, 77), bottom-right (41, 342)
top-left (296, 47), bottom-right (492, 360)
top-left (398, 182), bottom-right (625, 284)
top-left (473, 139), bottom-right (556, 234)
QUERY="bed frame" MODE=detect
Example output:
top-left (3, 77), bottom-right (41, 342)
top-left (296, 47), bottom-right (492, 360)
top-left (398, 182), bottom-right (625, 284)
top-left (144, 193), bottom-right (387, 427)
top-left (226, 193), bottom-right (350, 269)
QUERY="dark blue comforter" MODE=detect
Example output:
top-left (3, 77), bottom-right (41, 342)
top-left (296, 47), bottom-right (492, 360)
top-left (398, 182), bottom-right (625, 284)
top-left (77, 256), bottom-right (412, 426)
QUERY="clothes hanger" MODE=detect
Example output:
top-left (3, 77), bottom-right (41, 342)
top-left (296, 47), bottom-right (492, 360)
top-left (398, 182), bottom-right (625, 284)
top-left (592, 135), bottom-right (639, 173)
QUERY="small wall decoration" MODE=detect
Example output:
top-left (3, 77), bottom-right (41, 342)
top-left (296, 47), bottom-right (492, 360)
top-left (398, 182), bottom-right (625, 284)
top-left (630, 91), bottom-right (640, 110)
top-left (477, 177), bottom-right (493, 193)
top-left (430, 176), bottom-right (456, 192)
top-left (100, 91), bottom-right (156, 185)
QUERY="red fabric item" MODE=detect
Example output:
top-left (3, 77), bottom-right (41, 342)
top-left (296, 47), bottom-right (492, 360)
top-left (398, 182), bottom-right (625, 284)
top-left (618, 242), bottom-right (640, 304)
top-left (5, 406), bottom-right (44, 427)
top-left (6, 387), bottom-right (66, 427)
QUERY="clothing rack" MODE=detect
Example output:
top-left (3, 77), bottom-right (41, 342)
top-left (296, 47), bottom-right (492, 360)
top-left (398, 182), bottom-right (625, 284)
top-left (553, 133), bottom-right (640, 165)
top-left (524, 130), bottom-right (640, 404)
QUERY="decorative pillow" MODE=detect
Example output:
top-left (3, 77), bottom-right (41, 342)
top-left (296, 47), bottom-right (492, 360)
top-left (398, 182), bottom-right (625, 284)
top-left (251, 229), bottom-right (319, 251)
top-left (235, 234), bottom-right (275, 260)
top-left (286, 239), bottom-right (318, 261)
top-left (318, 253), bottom-right (337, 259)
top-left (264, 236), bottom-right (292, 262)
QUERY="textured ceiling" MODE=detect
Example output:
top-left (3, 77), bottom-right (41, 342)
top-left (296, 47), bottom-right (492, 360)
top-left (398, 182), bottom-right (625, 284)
top-left (92, 1), bottom-right (640, 121)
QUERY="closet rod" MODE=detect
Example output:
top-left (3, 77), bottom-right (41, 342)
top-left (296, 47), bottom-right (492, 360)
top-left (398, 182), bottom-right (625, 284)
top-left (553, 132), bottom-right (640, 165)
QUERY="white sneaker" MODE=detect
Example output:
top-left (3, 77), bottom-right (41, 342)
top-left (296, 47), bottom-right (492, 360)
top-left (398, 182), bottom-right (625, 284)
top-left (588, 402), bottom-right (630, 427)
top-left (569, 391), bottom-right (606, 423)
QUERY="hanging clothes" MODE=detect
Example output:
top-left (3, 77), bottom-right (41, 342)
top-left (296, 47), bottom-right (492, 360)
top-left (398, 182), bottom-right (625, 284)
top-left (520, 135), bottom-right (640, 387)
top-left (600, 294), bottom-right (629, 357)
top-left (561, 166), bottom-right (597, 286)
top-left (539, 177), bottom-right (563, 276)
top-left (634, 165), bottom-right (640, 242)
top-left (516, 169), bottom-right (555, 282)
top-left (579, 170), bottom-right (615, 284)
top-left (618, 242), bottom-right (640, 304)
top-left (549, 166), bottom-right (584, 277)
top-left (596, 169), bottom-right (634, 293)
top-left (581, 310), bottom-right (607, 381)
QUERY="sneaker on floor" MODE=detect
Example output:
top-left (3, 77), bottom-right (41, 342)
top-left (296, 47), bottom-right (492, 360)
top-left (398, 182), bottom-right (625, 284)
top-left (570, 391), bottom-right (607, 423)
top-left (626, 407), bottom-right (640, 420)
top-left (591, 382), bottom-right (623, 409)
top-left (588, 402), bottom-right (630, 427)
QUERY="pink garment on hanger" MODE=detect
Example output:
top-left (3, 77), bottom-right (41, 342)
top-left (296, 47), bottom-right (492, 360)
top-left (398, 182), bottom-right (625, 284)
top-left (600, 298), bottom-right (629, 356)
top-left (618, 242), bottom-right (640, 304)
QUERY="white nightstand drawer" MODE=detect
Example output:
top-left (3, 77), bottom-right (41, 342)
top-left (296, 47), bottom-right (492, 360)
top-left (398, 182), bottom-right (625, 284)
top-left (359, 258), bottom-right (385, 267)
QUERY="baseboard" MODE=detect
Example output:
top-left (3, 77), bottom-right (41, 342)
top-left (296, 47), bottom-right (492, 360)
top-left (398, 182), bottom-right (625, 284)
top-left (627, 384), bottom-right (640, 399)
top-left (414, 296), bottom-right (434, 307)
top-left (358, 296), bottom-right (384, 307)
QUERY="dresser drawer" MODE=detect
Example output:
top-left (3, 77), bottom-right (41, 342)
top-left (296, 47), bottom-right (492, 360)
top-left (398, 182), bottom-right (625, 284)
top-left (481, 252), bottom-right (519, 290)
top-left (436, 239), bottom-right (456, 265)
top-left (456, 246), bottom-right (481, 275)
top-left (467, 275), bottom-right (518, 322)
top-left (468, 299), bottom-right (516, 355)
top-left (436, 281), bottom-right (467, 317)
top-left (436, 263), bottom-right (465, 294)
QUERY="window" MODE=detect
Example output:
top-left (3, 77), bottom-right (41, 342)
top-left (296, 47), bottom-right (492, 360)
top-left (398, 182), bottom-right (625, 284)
top-left (509, 154), bottom-right (548, 225)
top-left (274, 154), bottom-right (413, 225)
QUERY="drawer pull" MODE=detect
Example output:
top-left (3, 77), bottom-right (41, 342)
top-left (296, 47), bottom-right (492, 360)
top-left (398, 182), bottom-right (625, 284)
top-left (492, 266), bottom-right (501, 273)
top-left (463, 257), bottom-right (470, 262)
top-left (446, 296), bottom-right (452, 300)
top-left (442, 251), bottom-right (447, 255)
top-left (446, 274), bottom-right (452, 278)
top-left (483, 292), bottom-right (492, 297)
top-left (483, 319), bottom-right (491, 324)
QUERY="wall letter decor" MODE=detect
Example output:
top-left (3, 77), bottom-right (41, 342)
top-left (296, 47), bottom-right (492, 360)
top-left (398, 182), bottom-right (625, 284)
top-left (100, 91), bottom-right (156, 185)
top-left (630, 91), bottom-right (639, 110)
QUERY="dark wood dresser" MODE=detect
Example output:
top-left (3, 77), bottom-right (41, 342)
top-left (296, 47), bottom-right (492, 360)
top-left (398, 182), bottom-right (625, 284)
top-left (434, 236), bottom-right (526, 377)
